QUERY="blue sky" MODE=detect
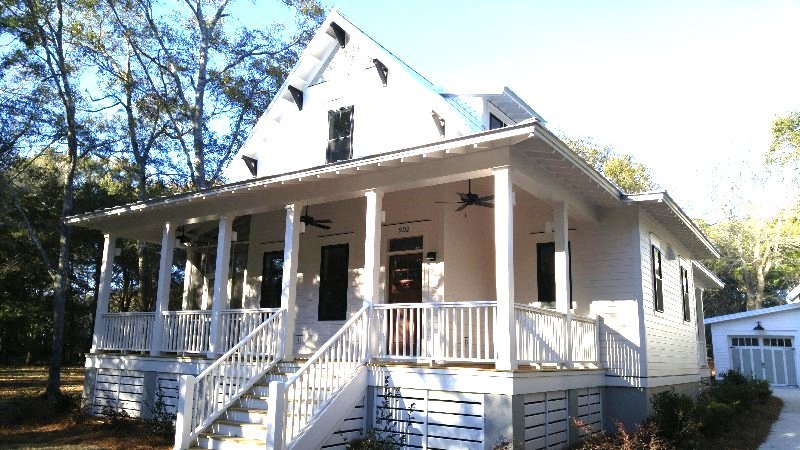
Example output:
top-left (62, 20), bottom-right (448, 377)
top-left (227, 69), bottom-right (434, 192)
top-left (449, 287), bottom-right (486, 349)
top-left (244, 0), bottom-right (800, 219)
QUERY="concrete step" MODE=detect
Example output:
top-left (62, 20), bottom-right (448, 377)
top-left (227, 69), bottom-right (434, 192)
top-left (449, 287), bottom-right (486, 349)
top-left (194, 433), bottom-right (264, 450)
top-left (209, 420), bottom-right (268, 440)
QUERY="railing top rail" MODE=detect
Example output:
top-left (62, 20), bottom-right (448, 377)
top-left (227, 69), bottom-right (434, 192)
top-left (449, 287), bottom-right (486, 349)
top-left (162, 310), bottom-right (213, 316)
top-left (102, 311), bottom-right (156, 317)
top-left (195, 308), bottom-right (285, 379)
top-left (219, 307), bottom-right (281, 314)
top-left (570, 315), bottom-right (598, 324)
top-left (513, 303), bottom-right (566, 317)
top-left (373, 300), bottom-right (496, 309)
top-left (286, 302), bottom-right (370, 386)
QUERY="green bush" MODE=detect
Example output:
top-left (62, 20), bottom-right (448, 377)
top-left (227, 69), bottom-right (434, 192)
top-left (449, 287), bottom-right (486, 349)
top-left (693, 398), bottom-right (735, 435)
top-left (649, 390), bottom-right (699, 448)
top-left (704, 370), bottom-right (772, 409)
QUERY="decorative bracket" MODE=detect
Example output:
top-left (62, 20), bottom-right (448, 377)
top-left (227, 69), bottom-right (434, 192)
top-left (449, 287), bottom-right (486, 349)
top-left (287, 86), bottom-right (303, 111)
top-left (330, 22), bottom-right (347, 48)
top-left (373, 58), bottom-right (388, 86)
top-left (242, 155), bottom-right (258, 177)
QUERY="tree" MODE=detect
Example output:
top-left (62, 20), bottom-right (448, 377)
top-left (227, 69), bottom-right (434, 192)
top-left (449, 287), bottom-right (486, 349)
top-left (769, 111), bottom-right (800, 165)
top-left (703, 209), bottom-right (800, 311)
top-left (1, 0), bottom-right (102, 399)
top-left (560, 136), bottom-right (657, 194)
top-left (128, 0), bottom-right (324, 188)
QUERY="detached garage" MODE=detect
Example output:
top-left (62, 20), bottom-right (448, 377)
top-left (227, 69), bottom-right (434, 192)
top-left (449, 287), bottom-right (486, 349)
top-left (706, 303), bottom-right (799, 386)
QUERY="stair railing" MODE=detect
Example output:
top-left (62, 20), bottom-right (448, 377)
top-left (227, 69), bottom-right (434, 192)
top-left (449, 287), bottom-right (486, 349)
top-left (267, 302), bottom-right (371, 449)
top-left (174, 308), bottom-right (286, 449)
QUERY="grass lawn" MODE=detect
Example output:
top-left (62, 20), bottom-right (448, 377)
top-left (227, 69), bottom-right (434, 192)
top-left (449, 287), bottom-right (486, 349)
top-left (695, 395), bottom-right (783, 450)
top-left (0, 366), bottom-right (171, 450)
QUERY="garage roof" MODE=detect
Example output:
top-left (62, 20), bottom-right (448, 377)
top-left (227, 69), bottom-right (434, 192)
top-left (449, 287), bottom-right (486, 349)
top-left (705, 302), bottom-right (800, 324)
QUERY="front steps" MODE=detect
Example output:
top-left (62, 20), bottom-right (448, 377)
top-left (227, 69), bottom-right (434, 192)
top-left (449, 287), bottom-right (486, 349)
top-left (192, 359), bottom-right (346, 450)
top-left (192, 361), bottom-right (302, 450)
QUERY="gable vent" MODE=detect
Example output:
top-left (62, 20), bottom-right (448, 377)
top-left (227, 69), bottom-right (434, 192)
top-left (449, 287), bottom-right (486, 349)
top-left (330, 22), bottom-right (347, 48)
top-left (373, 59), bottom-right (388, 86)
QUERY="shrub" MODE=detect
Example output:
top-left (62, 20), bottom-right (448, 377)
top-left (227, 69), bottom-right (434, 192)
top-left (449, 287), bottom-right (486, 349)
top-left (649, 390), bottom-right (699, 447)
top-left (574, 419), bottom-right (674, 450)
top-left (693, 398), bottom-right (735, 435)
top-left (704, 370), bottom-right (772, 409)
top-left (346, 376), bottom-right (415, 450)
top-left (147, 384), bottom-right (176, 437)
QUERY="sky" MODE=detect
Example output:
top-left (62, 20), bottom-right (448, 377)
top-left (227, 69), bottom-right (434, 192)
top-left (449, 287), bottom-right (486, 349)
top-left (244, 0), bottom-right (800, 220)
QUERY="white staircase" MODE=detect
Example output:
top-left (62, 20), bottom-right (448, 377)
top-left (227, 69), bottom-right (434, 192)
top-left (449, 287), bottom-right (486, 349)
top-left (193, 362), bottom-right (301, 450)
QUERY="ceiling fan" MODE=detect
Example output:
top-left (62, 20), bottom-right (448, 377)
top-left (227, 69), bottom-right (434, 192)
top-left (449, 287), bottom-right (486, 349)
top-left (436, 179), bottom-right (494, 212)
top-left (300, 206), bottom-right (333, 230)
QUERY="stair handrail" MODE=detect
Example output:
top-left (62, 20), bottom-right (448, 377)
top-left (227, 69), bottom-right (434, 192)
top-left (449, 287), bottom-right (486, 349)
top-left (272, 302), bottom-right (371, 447)
top-left (174, 308), bottom-right (286, 449)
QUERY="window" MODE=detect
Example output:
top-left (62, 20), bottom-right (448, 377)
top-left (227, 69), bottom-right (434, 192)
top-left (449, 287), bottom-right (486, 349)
top-left (327, 106), bottom-right (354, 163)
top-left (489, 113), bottom-right (506, 130)
top-left (536, 242), bottom-right (572, 308)
top-left (680, 265), bottom-right (690, 321)
top-left (318, 244), bottom-right (349, 321)
top-left (763, 338), bottom-right (792, 347)
top-left (731, 337), bottom-right (759, 347)
top-left (389, 236), bottom-right (423, 252)
top-left (260, 251), bottom-right (284, 309)
top-left (652, 245), bottom-right (664, 312)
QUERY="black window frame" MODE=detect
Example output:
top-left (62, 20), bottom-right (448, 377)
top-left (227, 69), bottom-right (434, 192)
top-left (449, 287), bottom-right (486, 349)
top-left (652, 245), bottom-right (664, 312)
top-left (680, 265), bottom-right (690, 321)
top-left (318, 243), bottom-right (349, 321)
top-left (260, 251), bottom-right (284, 309)
top-left (326, 106), bottom-right (354, 164)
top-left (536, 242), bottom-right (573, 309)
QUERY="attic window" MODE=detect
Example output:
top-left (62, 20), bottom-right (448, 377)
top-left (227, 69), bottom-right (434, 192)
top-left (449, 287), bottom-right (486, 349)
top-left (489, 113), bottom-right (506, 130)
top-left (327, 106), bottom-right (354, 163)
top-left (431, 110), bottom-right (445, 136)
top-left (242, 156), bottom-right (258, 177)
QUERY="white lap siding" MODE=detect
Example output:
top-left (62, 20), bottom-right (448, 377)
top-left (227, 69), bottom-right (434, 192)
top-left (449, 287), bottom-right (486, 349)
top-left (639, 212), bottom-right (701, 386)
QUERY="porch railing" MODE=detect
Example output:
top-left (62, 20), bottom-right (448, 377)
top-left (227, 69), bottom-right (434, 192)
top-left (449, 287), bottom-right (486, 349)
top-left (372, 301), bottom-right (497, 363)
top-left (97, 312), bottom-right (155, 352)
top-left (96, 308), bottom-right (280, 354)
top-left (514, 304), bottom-right (599, 366)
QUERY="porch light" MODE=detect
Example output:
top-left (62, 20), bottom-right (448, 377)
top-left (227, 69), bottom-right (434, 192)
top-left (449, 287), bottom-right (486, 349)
top-left (753, 321), bottom-right (765, 331)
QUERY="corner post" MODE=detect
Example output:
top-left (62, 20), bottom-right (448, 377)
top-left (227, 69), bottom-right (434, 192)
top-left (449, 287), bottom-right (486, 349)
top-left (174, 374), bottom-right (196, 449)
top-left (208, 215), bottom-right (234, 357)
top-left (91, 232), bottom-right (117, 353)
top-left (151, 222), bottom-right (176, 355)
top-left (265, 380), bottom-right (287, 450)
top-left (553, 201), bottom-right (572, 364)
top-left (281, 204), bottom-right (302, 360)
top-left (493, 166), bottom-right (517, 371)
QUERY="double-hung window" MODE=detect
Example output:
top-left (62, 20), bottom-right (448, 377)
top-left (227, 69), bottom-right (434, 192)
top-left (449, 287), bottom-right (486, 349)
top-left (652, 245), bottom-right (664, 312)
top-left (680, 265), bottom-right (690, 321)
top-left (327, 106), bottom-right (354, 163)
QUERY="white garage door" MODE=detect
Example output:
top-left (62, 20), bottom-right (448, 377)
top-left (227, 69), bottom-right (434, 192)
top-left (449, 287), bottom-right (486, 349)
top-left (730, 336), bottom-right (797, 386)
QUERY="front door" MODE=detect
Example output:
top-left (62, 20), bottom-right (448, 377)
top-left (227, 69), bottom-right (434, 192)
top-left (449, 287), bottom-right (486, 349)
top-left (388, 252), bottom-right (423, 355)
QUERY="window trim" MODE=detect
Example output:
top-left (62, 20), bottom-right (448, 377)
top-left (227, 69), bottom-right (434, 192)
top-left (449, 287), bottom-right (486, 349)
top-left (652, 244), bottom-right (664, 313)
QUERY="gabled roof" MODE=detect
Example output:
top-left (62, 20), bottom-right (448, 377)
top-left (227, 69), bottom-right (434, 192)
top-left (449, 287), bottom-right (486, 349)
top-left (236, 10), bottom-right (484, 161)
top-left (439, 86), bottom-right (545, 124)
top-left (704, 302), bottom-right (800, 324)
top-left (623, 192), bottom-right (720, 259)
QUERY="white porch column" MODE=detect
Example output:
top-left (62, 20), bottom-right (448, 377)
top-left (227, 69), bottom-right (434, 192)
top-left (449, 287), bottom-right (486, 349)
top-left (281, 204), bottom-right (302, 360)
top-left (493, 166), bottom-right (517, 371)
top-left (553, 202), bottom-right (571, 313)
top-left (363, 190), bottom-right (383, 304)
top-left (181, 248), bottom-right (195, 310)
top-left (208, 216), bottom-right (234, 357)
top-left (151, 222), bottom-right (176, 356)
top-left (91, 232), bottom-right (117, 353)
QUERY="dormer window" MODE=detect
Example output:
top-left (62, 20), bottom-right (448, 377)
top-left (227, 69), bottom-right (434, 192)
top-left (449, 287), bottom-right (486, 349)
top-left (489, 113), bottom-right (507, 130)
top-left (327, 106), bottom-right (354, 163)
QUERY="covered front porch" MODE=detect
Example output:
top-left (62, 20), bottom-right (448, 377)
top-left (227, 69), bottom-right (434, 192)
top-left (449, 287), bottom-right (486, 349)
top-left (83, 124), bottom-right (611, 371)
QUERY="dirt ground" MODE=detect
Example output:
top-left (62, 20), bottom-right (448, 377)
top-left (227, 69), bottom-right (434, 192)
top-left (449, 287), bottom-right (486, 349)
top-left (0, 366), bottom-right (171, 450)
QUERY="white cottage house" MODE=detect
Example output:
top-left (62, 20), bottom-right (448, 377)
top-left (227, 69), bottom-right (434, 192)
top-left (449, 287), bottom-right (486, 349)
top-left (70, 11), bottom-right (722, 450)
top-left (706, 303), bottom-right (799, 387)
